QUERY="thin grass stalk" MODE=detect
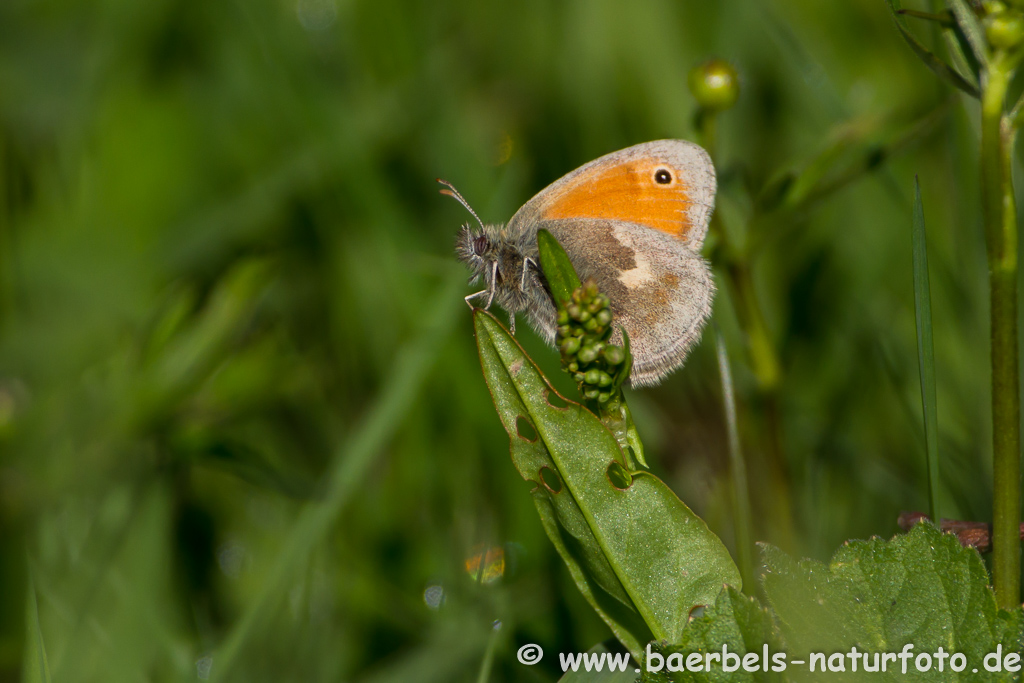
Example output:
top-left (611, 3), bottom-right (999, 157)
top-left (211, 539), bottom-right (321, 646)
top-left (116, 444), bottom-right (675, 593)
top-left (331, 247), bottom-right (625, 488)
top-left (475, 623), bottom-right (503, 683)
top-left (981, 58), bottom-right (1021, 609)
top-left (911, 177), bottom-right (941, 523)
top-left (716, 331), bottom-right (755, 592)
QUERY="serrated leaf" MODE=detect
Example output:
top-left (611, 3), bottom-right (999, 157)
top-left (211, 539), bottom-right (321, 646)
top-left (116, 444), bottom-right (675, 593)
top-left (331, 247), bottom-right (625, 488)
top-left (475, 310), bottom-right (740, 656)
top-left (641, 587), bottom-right (785, 683)
top-left (538, 228), bottom-right (583, 308)
top-left (886, 0), bottom-right (979, 98)
top-left (761, 522), bottom-right (1024, 682)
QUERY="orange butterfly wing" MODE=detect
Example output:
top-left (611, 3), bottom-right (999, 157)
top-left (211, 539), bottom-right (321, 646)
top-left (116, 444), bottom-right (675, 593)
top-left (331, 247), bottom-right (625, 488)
top-left (511, 140), bottom-right (715, 245)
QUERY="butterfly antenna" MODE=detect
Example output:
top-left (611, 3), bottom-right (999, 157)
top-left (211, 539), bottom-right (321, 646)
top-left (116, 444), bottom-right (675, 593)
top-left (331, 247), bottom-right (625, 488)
top-left (437, 178), bottom-right (485, 230)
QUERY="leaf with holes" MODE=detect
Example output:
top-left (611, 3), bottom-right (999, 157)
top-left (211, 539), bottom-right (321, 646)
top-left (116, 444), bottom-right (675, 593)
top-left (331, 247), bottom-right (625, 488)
top-left (475, 309), bottom-right (740, 657)
top-left (761, 522), bottom-right (1024, 682)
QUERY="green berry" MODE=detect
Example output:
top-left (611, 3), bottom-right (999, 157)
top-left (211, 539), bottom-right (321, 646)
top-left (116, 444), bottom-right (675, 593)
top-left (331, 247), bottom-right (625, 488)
top-left (603, 346), bottom-right (625, 365)
top-left (987, 13), bottom-right (1024, 49)
top-left (560, 337), bottom-right (581, 355)
top-left (596, 309), bottom-right (613, 327)
top-left (584, 369), bottom-right (602, 385)
top-left (597, 371), bottom-right (613, 387)
top-left (688, 59), bottom-right (740, 111)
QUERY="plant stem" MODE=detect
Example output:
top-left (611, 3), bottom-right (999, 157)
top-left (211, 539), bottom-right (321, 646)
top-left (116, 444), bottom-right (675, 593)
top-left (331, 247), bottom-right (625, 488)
top-left (981, 57), bottom-right (1021, 609)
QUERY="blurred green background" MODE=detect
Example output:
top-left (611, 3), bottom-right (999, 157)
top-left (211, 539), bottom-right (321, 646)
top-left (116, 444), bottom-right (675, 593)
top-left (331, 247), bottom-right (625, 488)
top-left (0, 0), bottom-right (1004, 680)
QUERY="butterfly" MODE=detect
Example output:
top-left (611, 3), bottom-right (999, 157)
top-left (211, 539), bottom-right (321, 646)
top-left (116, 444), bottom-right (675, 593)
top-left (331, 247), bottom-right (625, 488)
top-left (443, 140), bottom-right (715, 387)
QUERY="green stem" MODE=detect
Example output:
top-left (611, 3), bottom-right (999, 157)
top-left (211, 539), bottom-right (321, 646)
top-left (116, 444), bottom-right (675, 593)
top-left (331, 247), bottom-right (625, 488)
top-left (981, 58), bottom-right (1021, 609)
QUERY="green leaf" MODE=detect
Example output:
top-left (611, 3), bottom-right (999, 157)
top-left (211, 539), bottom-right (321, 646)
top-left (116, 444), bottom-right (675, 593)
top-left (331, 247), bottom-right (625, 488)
top-left (912, 177), bottom-right (941, 522)
top-left (641, 587), bottom-right (785, 682)
top-left (944, 0), bottom-right (989, 67)
top-left (885, 0), bottom-right (980, 98)
top-left (538, 228), bottom-right (583, 307)
top-left (23, 574), bottom-right (52, 683)
top-left (761, 522), bottom-right (1024, 682)
top-left (474, 310), bottom-right (740, 656)
top-left (557, 641), bottom-right (640, 682)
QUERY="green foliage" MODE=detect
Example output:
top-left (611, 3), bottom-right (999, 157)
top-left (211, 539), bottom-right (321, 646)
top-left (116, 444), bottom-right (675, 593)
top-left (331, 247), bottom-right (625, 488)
top-left (761, 522), bottom-right (1024, 682)
top-left (2, 0), bottom-right (1019, 680)
top-left (539, 230), bottom-right (644, 466)
top-left (885, 0), bottom-right (980, 97)
top-left (641, 588), bottom-right (784, 683)
top-left (538, 229), bottom-right (584, 308)
top-left (474, 310), bottom-right (740, 655)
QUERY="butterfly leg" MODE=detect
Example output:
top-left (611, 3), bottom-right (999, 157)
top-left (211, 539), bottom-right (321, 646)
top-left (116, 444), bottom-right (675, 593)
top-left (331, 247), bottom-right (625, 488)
top-left (484, 261), bottom-right (498, 309)
top-left (520, 257), bottom-right (536, 291)
top-left (464, 290), bottom-right (488, 309)
top-left (509, 313), bottom-right (516, 334)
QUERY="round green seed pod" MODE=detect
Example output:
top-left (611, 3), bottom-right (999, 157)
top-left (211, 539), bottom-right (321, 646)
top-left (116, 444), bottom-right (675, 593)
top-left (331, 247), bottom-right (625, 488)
top-left (584, 388), bottom-right (600, 400)
top-left (688, 59), bottom-right (740, 111)
top-left (597, 371), bottom-right (613, 387)
top-left (988, 13), bottom-right (1024, 49)
top-left (566, 303), bottom-right (582, 320)
top-left (597, 392), bottom-right (611, 403)
top-left (584, 369), bottom-right (602, 385)
top-left (557, 309), bottom-right (569, 325)
top-left (603, 346), bottom-right (625, 365)
top-left (596, 309), bottom-right (613, 327)
top-left (560, 337), bottom-right (581, 355)
top-left (578, 346), bottom-right (599, 363)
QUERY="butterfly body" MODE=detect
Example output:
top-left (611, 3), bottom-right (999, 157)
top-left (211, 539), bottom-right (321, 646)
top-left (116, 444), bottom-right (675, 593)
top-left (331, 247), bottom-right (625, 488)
top-left (450, 140), bottom-right (716, 387)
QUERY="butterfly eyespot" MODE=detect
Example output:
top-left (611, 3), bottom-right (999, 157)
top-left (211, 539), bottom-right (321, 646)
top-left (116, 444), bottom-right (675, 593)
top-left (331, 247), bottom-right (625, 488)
top-left (473, 235), bottom-right (489, 255)
top-left (654, 168), bottom-right (673, 185)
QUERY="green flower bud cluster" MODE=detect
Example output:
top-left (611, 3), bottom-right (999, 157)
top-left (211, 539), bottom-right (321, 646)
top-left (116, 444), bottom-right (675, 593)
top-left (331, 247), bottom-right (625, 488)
top-left (556, 280), bottom-right (629, 404)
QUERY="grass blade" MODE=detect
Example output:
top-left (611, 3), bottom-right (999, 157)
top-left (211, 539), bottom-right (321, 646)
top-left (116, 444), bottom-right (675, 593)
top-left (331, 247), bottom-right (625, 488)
top-left (912, 177), bottom-right (941, 523)
top-left (22, 574), bottom-right (52, 683)
top-left (715, 331), bottom-right (754, 593)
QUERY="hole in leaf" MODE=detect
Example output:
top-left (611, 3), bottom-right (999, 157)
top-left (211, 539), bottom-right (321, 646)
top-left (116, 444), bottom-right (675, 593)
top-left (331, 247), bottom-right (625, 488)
top-left (546, 391), bottom-right (568, 409)
top-left (688, 604), bottom-right (707, 621)
top-left (516, 416), bottom-right (538, 442)
top-left (539, 466), bottom-right (562, 493)
top-left (606, 461), bottom-right (632, 490)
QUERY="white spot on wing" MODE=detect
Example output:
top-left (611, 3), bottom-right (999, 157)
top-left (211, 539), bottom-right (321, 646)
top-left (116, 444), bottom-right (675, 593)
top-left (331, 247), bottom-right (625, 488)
top-left (613, 225), bottom-right (655, 289)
